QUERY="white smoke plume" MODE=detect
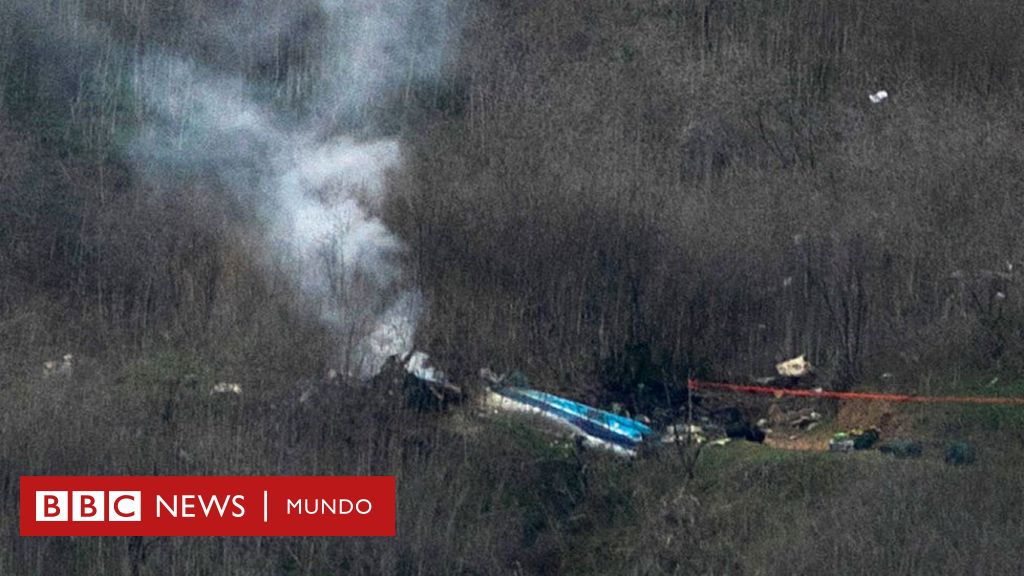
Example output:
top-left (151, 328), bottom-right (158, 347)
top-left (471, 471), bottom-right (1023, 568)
top-left (5, 0), bottom-right (454, 376)
top-left (139, 1), bottom-right (452, 375)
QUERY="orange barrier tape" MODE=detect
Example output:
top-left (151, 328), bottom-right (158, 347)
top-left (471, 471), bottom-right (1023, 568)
top-left (687, 379), bottom-right (1024, 405)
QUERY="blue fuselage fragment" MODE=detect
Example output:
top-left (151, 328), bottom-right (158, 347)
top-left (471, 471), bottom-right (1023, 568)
top-left (493, 387), bottom-right (657, 451)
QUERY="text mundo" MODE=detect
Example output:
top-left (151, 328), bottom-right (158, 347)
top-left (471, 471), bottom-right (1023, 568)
top-left (286, 498), bottom-right (373, 515)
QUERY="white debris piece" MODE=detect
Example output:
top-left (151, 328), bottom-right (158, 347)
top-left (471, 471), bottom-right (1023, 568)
top-left (211, 382), bottom-right (242, 395)
top-left (42, 354), bottom-right (74, 379)
top-left (775, 354), bottom-right (813, 378)
top-left (661, 424), bottom-right (706, 444)
top-left (404, 351), bottom-right (448, 385)
top-left (298, 383), bottom-right (316, 404)
top-left (869, 90), bottom-right (888, 104)
top-left (790, 411), bottom-right (822, 429)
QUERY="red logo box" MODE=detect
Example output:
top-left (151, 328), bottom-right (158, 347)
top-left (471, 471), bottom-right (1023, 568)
top-left (20, 476), bottom-right (396, 536)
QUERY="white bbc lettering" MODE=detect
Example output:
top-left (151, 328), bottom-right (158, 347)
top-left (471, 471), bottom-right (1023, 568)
top-left (72, 491), bottom-right (105, 521)
top-left (36, 491), bottom-right (68, 521)
top-left (107, 491), bottom-right (142, 521)
top-left (155, 494), bottom-right (246, 518)
top-left (35, 490), bottom-right (141, 522)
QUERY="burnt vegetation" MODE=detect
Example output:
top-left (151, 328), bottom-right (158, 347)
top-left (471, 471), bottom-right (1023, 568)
top-left (3, 0), bottom-right (1024, 574)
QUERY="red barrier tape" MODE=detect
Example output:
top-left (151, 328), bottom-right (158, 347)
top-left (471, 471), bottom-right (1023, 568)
top-left (687, 379), bottom-right (1024, 405)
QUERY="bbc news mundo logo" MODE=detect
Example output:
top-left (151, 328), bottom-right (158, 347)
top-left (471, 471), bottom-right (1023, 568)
top-left (21, 476), bottom-right (395, 536)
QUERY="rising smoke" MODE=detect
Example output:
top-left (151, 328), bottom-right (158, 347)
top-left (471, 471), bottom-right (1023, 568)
top-left (5, 0), bottom-right (455, 376)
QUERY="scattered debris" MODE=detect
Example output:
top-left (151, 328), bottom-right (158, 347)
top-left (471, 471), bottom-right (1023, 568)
top-left (405, 351), bottom-right (448, 385)
top-left (829, 428), bottom-right (880, 452)
top-left (402, 352), bottom-right (462, 409)
top-left (775, 354), bottom-right (812, 378)
top-left (853, 428), bottom-right (880, 449)
top-left (211, 382), bottom-right (242, 395)
top-left (790, 411), bottom-right (822, 430)
top-left (767, 405), bottom-right (823, 431)
top-left (829, 437), bottom-right (855, 453)
top-left (42, 354), bottom-right (74, 379)
top-left (945, 442), bottom-right (976, 466)
top-left (661, 424), bottom-right (706, 444)
top-left (869, 90), bottom-right (888, 104)
top-left (375, 351), bottom-right (463, 410)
